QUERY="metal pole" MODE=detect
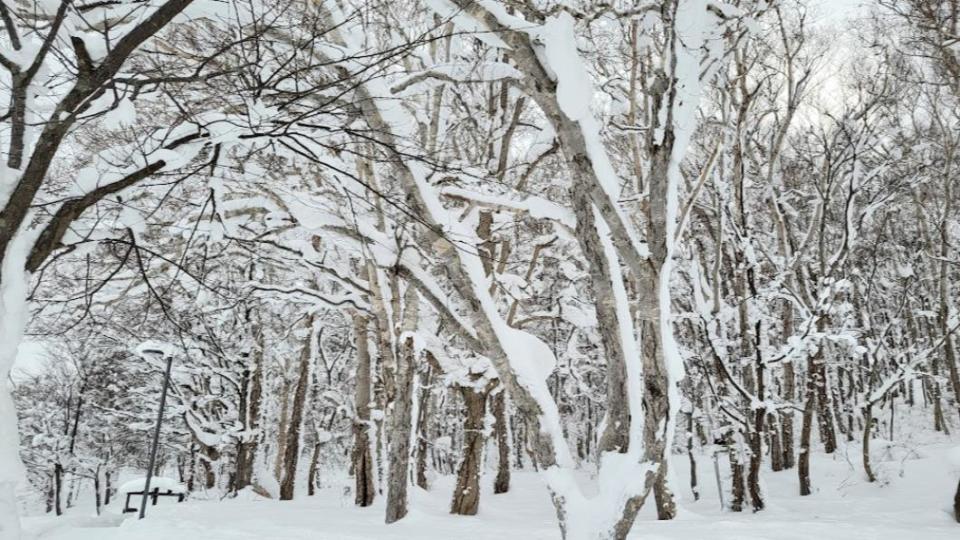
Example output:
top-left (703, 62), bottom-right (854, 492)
top-left (139, 354), bottom-right (173, 519)
top-left (712, 448), bottom-right (725, 511)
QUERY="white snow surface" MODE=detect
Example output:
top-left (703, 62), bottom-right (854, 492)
top-left (22, 442), bottom-right (960, 540)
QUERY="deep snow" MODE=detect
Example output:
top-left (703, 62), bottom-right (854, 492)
top-left (21, 440), bottom-right (960, 540)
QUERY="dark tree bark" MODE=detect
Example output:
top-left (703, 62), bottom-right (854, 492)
top-left (769, 412), bottom-right (784, 472)
top-left (104, 471), bottom-right (112, 506)
top-left (730, 449), bottom-right (746, 512)
top-left (814, 346), bottom-right (837, 454)
top-left (280, 317), bottom-right (315, 501)
top-left (186, 444), bottom-right (196, 492)
top-left (45, 477), bottom-right (53, 514)
top-left (492, 389), bottom-right (511, 494)
top-left (654, 460), bottom-right (677, 520)
top-left (414, 365), bottom-right (433, 490)
top-left (53, 463), bottom-right (63, 516)
top-left (235, 324), bottom-right (264, 492)
top-left (685, 410), bottom-right (699, 501)
top-left (199, 445), bottom-right (219, 490)
top-left (0, 0), bottom-right (198, 271)
top-left (798, 381), bottom-right (816, 496)
top-left (953, 476), bottom-right (960, 523)
top-left (307, 443), bottom-right (321, 497)
top-left (450, 386), bottom-right (488, 516)
top-left (862, 405), bottom-right (876, 483)
top-left (93, 466), bottom-right (102, 516)
top-left (747, 333), bottom-right (766, 512)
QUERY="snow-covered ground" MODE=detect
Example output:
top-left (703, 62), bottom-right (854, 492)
top-left (22, 439), bottom-right (959, 540)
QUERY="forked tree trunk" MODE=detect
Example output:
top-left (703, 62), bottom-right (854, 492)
top-left (352, 315), bottom-right (376, 507)
top-left (451, 386), bottom-right (488, 516)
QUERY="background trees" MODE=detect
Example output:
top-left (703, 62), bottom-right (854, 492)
top-left (5, 1), bottom-right (960, 539)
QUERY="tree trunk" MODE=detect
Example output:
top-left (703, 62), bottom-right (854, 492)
top-left (235, 327), bottom-right (264, 492)
top-left (569, 185), bottom-right (631, 456)
top-left (686, 410), bottom-right (698, 501)
top-left (932, 357), bottom-right (950, 433)
top-left (384, 345), bottom-right (415, 522)
top-left (280, 317), bottom-right (315, 501)
top-left (769, 413), bottom-right (783, 472)
top-left (366, 262), bottom-right (397, 499)
top-left (385, 290), bottom-right (419, 524)
top-left (798, 379), bottom-right (816, 496)
top-left (45, 476), bottom-right (54, 514)
top-left (104, 470), bottom-right (112, 506)
top-left (639, 272), bottom-right (676, 525)
top-left (747, 340), bottom-right (766, 512)
top-left (200, 445), bottom-right (219, 490)
top-left (862, 405), bottom-right (876, 483)
top-left (384, 285), bottom-right (419, 522)
top-left (352, 315), bottom-right (376, 507)
top-left (654, 461), bottom-right (677, 520)
top-left (814, 346), bottom-right (837, 454)
top-left (451, 387), bottom-right (487, 516)
top-left (492, 389), bottom-right (511, 494)
top-left (53, 463), bottom-right (63, 516)
top-left (730, 446), bottom-right (746, 512)
top-left (307, 443), bottom-right (321, 496)
top-left (414, 365), bottom-right (433, 490)
top-left (186, 443), bottom-right (196, 492)
top-left (274, 361), bottom-right (293, 483)
top-left (93, 467), bottom-right (102, 516)
top-left (781, 363), bottom-right (796, 470)
top-left (953, 476), bottom-right (960, 523)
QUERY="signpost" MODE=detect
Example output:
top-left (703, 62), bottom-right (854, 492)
top-left (137, 346), bottom-right (174, 520)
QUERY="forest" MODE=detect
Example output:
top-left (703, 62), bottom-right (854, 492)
top-left (0, 0), bottom-right (959, 539)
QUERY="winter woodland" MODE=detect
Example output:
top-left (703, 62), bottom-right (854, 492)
top-left (1, 0), bottom-right (959, 539)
